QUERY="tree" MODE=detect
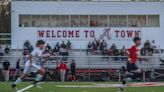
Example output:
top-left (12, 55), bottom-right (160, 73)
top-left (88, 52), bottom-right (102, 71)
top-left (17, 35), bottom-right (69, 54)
top-left (0, 0), bottom-right (11, 33)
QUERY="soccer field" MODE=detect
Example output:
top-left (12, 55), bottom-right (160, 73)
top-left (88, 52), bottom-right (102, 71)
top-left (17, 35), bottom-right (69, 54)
top-left (0, 82), bottom-right (164, 92)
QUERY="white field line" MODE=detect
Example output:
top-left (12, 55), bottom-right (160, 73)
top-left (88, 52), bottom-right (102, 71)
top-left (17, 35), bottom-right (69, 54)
top-left (56, 82), bottom-right (164, 88)
top-left (16, 82), bottom-right (44, 92)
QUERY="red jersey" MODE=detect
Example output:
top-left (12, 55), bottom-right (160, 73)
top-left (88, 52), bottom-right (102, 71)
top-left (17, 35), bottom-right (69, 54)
top-left (128, 45), bottom-right (139, 64)
top-left (59, 63), bottom-right (67, 70)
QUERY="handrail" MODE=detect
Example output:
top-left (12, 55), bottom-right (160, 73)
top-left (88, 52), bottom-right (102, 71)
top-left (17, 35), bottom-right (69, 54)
top-left (0, 55), bottom-right (163, 58)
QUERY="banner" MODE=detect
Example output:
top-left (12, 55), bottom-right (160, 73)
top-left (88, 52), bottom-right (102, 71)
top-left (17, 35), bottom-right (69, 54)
top-left (37, 28), bottom-right (141, 41)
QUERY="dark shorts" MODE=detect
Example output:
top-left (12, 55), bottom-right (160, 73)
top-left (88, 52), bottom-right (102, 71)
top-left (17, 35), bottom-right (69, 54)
top-left (126, 61), bottom-right (138, 72)
top-left (71, 70), bottom-right (76, 76)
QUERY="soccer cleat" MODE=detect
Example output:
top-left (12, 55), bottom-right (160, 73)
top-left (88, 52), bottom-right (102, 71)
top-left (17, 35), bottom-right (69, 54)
top-left (12, 84), bottom-right (18, 91)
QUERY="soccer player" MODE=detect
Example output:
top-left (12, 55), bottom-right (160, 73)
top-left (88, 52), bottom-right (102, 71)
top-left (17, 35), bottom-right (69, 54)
top-left (12, 40), bottom-right (49, 90)
top-left (70, 60), bottom-right (76, 81)
top-left (119, 37), bottom-right (148, 92)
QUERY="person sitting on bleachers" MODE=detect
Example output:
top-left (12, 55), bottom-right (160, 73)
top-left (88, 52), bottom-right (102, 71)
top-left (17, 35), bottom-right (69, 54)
top-left (27, 44), bottom-right (33, 53)
top-left (92, 42), bottom-right (98, 55)
top-left (107, 49), bottom-right (113, 56)
top-left (24, 40), bottom-right (30, 48)
top-left (4, 45), bottom-right (10, 54)
top-left (100, 40), bottom-right (107, 50)
top-left (67, 40), bottom-right (71, 50)
top-left (141, 47), bottom-right (146, 56)
top-left (52, 43), bottom-right (60, 56)
top-left (0, 46), bottom-right (4, 60)
top-left (87, 42), bottom-right (92, 55)
top-left (61, 41), bottom-right (67, 49)
top-left (45, 44), bottom-right (51, 54)
top-left (111, 43), bottom-right (117, 52)
top-left (120, 46), bottom-right (127, 61)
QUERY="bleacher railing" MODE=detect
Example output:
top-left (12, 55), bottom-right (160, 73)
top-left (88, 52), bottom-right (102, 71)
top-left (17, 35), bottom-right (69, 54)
top-left (0, 55), bottom-right (163, 68)
top-left (0, 55), bottom-right (164, 81)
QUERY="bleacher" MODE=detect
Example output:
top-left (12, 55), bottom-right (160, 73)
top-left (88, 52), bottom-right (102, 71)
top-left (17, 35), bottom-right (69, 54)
top-left (0, 49), bottom-right (164, 81)
top-left (0, 49), bottom-right (163, 70)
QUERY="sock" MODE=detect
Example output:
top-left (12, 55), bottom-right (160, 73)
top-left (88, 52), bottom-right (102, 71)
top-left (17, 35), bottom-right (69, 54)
top-left (120, 78), bottom-right (126, 89)
top-left (14, 78), bottom-right (22, 85)
top-left (35, 74), bottom-right (43, 82)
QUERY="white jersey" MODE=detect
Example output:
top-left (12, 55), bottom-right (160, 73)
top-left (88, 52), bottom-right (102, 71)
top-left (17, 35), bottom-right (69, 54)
top-left (31, 47), bottom-right (44, 63)
top-left (23, 47), bottom-right (43, 74)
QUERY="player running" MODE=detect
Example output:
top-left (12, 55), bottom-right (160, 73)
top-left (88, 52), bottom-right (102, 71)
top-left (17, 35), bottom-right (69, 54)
top-left (119, 37), bottom-right (148, 92)
top-left (12, 40), bottom-right (49, 90)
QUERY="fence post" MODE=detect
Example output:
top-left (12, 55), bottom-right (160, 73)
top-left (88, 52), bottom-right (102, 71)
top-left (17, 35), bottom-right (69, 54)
top-left (88, 56), bottom-right (91, 81)
top-left (80, 45), bottom-right (81, 55)
top-left (143, 69), bottom-right (146, 82)
top-left (109, 56), bottom-right (112, 80)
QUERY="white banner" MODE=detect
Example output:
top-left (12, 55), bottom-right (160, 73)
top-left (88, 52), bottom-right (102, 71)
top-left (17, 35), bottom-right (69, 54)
top-left (37, 27), bottom-right (141, 41)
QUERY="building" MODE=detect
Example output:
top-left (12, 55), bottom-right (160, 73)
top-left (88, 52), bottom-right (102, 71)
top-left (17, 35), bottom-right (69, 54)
top-left (11, 0), bottom-right (164, 49)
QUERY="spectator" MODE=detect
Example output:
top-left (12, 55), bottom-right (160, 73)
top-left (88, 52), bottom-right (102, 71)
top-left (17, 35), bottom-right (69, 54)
top-left (60, 41), bottom-right (68, 57)
top-left (92, 42), bottom-right (98, 54)
top-left (87, 42), bottom-right (92, 55)
top-left (45, 44), bottom-right (51, 53)
top-left (94, 37), bottom-right (101, 49)
top-left (151, 40), bottom-right (156, 48)
top-left (144, 40), bottom-right (151, 48)
top-left (121, 46), bottom-right (126, 55)
top-left (52, 47), bottom-right (59, 56)
top-left (100, 40), bottom-right (107, 50)
top-left (5, 45), bottom-right (10, 54)
top-left (23, 48), bottom-right (29, 56)
top-left (13, 59), bottom-right (22, 80)
top-left (70, 60), bottom-right (76, 81)
top-left (144, 40), bottom-right (151, 55)
top-left (24, 40), bottom-right (30, 48)
top-left (67, 40), bottom-right (71, 49)
top-left (59, 60), bottom-right (67, 82)
top-left (111, 43), bottom-right (117, 52)
top-left (141, 47), bottom-right (146, 56)
top-left (107, 49), bottom-right (113, 56)
top-left (61, 41), bottom-right (67, 49)
top-left (113, 49), bottom-right (119, 61)
top-left (55, 42), bottom-right (60, 49)
top-left (27, 44), bottom-right (33, 53)
top-left (90, 20), bottom-right (98, 27)
top-left (101, 40), bottom-right (107, 55)
top-left (3, 60), bottom-right (10, 81)
top-left (0, 46), bottom-right (4, 60)
top-left (52, 43), bottom-right (60, 56)
top-left (120, 47), bottom-right (127, 61)
top-left (151, 40), bottom-right (156, 53)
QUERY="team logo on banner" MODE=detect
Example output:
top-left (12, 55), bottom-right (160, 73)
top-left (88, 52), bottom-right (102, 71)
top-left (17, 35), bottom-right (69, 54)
top-left (100, 28), bottom-right (112, 40)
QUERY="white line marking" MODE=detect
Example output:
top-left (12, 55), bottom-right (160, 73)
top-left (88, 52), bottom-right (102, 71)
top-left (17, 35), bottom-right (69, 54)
top-left (16, 82), bottom-right (44, 92)
top-left (16, 85), bottom-right (34, 92)
top-left (57, 82), bottom-right (164, 88)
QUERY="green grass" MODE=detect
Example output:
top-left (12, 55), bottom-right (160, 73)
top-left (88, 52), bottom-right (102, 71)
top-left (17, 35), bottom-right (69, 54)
top-left (0, 82), bottom-right (163, 92)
